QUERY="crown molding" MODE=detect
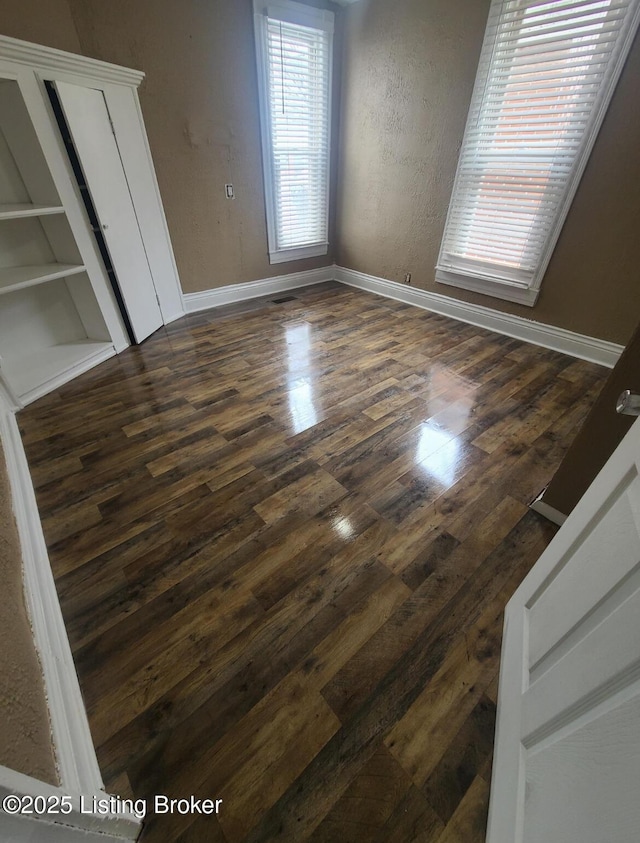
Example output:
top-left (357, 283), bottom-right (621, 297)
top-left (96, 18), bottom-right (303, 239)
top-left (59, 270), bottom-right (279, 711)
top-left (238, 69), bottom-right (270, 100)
top-left (0, 34), bottom-right (144, 87)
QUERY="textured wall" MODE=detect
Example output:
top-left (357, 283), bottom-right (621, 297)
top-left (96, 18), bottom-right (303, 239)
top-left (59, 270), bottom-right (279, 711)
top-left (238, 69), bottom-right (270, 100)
top-left (337, 0), bottom-right (640, 345)
top-left (0, 0), bottom-right (81, 53)
top-left (0, 443), bottom-right (57, 785)
top-left (66, 0), bottom-right (340, 294)
top-left (2, 0), bottom-right (638, 327)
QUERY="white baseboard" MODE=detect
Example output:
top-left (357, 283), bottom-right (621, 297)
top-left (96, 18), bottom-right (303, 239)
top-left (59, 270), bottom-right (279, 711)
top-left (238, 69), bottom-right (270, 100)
top-left (0, 394), bottom-right (141, 840)
top-left (162, 306), bottom-right (186, 325)
top-left (182, 266), bottom-right (335, 313)
top-left (0, 395), bottom-right (103, 795)
top-left (529, 488), bottom-right (568, 526)
top-left (179, 263), bottom-right (622, 367)
top-left (0, 766), bottom-right (139, 841)
top-left (18, 345), bottom-right (118, 408)
top-left (333, 266), bottom-right (623, 368)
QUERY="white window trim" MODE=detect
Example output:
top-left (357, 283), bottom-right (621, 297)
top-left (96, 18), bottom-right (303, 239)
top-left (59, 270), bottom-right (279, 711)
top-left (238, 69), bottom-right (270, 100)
top-left (253, 0), bottom-right (334, 265)
top-left (436, 0), bottom-right (640, 307)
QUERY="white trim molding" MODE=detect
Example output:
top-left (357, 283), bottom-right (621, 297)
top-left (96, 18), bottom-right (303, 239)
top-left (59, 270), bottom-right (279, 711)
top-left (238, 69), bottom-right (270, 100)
top-left (0, 766), bottom-right (140, 841)
top-left (529, 488), bottom-right (568, 527)
top-left (17, 345), bottom-right (117, 409)
top-left (334, 266), bottom-right (623, 368)
top-left (0, 395), bottom-right (103, 795)
top-left (0, 34), bottom-right (144, 87)
top-left (0, 393), bottom-right (141, 841)
top-left (268, 243), bottom-right (328, 265)
top-left (182, 264), bottom-right (623, 368)
top-left (183, 266), bottom-right (335, 313)
top-left (436, 267), bottom-right (539, 307)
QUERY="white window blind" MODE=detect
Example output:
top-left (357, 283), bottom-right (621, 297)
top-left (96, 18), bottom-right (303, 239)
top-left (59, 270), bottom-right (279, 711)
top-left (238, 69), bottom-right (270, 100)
top-left (436, 0), bottom-right (640, 305)
top-left (254, 1), bottom-right (333, 264)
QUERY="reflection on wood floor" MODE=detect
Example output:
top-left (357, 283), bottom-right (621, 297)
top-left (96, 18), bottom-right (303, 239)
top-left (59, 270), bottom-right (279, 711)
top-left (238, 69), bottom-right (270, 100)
top-left (18, 282), bottom-right (607, 841)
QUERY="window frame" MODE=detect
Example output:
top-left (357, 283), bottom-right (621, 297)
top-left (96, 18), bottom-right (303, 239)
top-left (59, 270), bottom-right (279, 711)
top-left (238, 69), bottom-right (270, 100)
top-left (253, 0), bottom-right (334, 265)
top-left (436, 0), bottom-right (640, 307)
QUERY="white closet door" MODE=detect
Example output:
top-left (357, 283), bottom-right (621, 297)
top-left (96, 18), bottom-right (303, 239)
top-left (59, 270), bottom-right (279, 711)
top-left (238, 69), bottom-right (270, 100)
top-left (53, 81), bottom-right (163, 343)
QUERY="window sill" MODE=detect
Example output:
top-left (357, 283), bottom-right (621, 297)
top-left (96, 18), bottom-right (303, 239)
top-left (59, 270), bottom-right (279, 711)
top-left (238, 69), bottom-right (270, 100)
top-left (435, 267), bottom-right (539, 307)
top-left (269, 244), bottom-right (328, 265)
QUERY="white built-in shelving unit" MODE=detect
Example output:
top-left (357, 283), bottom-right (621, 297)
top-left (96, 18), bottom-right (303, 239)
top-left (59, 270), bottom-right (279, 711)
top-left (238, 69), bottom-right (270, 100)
top-left (0, 34), bottom-right (184, 409)
top-left (0, 77), bottom-right (114, 405)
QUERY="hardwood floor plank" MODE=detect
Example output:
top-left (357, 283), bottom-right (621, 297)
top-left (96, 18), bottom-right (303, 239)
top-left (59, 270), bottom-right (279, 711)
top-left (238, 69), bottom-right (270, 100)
top-left (421, 694), bottom-right (496, 824)
top-left (100, 521), bottom-right (397, 791)
top-left (253, 465), bottom-right (349, 523)
top-left (373, 785), bottom-right (444, 843)
top-left (307, 744), bottom-right (413, 842)
top-left (244, 515), bottom-right (553, 842)
top-left (433, 775), bottom-right (490, 843)
top-left (16, 282), bottom-right (606, 842)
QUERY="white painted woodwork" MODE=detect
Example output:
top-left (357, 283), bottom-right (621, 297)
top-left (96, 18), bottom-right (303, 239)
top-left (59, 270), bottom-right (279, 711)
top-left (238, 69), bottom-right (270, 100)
top-left (0, 263), bottom-right (85, 295)
top-left (0, 34), bottom-right (184, 406)
top-left (0, 216), bottom-right (56, 268)
top-left (0, 79), bottom-right (60, 206)
top-left (54, 81), bottom-right (163, 343)
top-left (0, 75), bottom-right (119, 404)
top-left (4, 69), bottom-right (129, 357)
top-left (0, 204), bottom-right (64, 220)
top-left (488, 416), bottom-right (640, 843)
top-left (0, 398), bottom-right (140, 841)
top-left (0, 33), bottom-right (144, 88)
top-left (102, 85), bottom-right (184, 323)
top-left (334, 266), bottom-right (623, 367)
top-left (1, 343), bottom-right (115, 406)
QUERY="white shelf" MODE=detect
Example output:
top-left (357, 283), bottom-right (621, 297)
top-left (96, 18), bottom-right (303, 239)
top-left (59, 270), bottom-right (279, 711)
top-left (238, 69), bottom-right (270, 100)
top-left (0, 262), bottom-right (86, 295)
top-left (0, 203), bottom-right (65, 220)
top-left (0, 340), bottom-right (115, 404)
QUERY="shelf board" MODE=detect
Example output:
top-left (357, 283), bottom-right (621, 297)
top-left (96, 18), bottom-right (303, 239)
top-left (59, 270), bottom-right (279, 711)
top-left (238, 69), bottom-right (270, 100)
top-left (0, 203), bottom-right (65, 220)
top-left (0, 341), bottom-right (115, 404)
top-left (0, 263), bottom-right (86, 296)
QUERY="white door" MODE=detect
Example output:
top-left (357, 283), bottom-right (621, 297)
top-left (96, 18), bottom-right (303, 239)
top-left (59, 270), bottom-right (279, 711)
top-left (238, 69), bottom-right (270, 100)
top-left (53, 81), bottom-right (163, 344)
top-left (488, 416), bottom-right (640, 842)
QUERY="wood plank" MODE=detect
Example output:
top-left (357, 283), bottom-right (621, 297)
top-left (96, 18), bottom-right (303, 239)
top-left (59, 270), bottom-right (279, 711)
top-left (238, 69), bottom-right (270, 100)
top-left (14, 282), bottom-right (606, 843)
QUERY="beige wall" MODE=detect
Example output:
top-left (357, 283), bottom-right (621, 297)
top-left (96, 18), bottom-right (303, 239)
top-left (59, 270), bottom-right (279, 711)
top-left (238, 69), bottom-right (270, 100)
top-left (66, 0), bottom-right (340, 294)
top-left (0, 444), bottom-right (57, 785)
top-left (0, 0), bottom-right (81, 53)
top-left (336, 0), bottom-right (640, 346)
top-left (1, 0), bottom-right (638, 328)
top-left (1, 0), bottom-right (340, 294)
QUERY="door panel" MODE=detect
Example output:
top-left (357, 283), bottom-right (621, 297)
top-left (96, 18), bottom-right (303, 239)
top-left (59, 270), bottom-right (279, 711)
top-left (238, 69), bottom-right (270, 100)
top-left (529, 478), bottom-right (640, 669)
top-left (523, 692), bottom-right (640, 843)
top-left (53, 81), bottom-right (162, 343)
top-left (488, 417), bottom-right (640, 842)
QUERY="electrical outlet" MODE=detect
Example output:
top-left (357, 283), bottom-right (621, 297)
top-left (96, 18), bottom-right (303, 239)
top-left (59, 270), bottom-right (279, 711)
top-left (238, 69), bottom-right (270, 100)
top-left (404, 272), bottom-right (412, 284)
top-left (225, 184), bottom-right (235, 199)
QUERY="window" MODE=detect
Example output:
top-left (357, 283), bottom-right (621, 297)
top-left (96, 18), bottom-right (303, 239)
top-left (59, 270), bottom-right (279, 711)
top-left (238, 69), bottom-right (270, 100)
top-left (253, 0), bottom-right (334, 264)
top-left (436, 0), bottom-right (640, 305)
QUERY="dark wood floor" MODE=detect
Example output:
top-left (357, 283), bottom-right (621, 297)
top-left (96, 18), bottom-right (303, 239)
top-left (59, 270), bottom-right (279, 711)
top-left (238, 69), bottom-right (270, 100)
top-left (19, 282), bottom-right (607, 842)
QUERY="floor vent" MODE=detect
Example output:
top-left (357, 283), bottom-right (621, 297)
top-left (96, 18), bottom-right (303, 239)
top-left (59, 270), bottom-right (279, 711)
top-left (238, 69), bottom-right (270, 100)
top-left (272, 296), bottom-right (297, 304)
